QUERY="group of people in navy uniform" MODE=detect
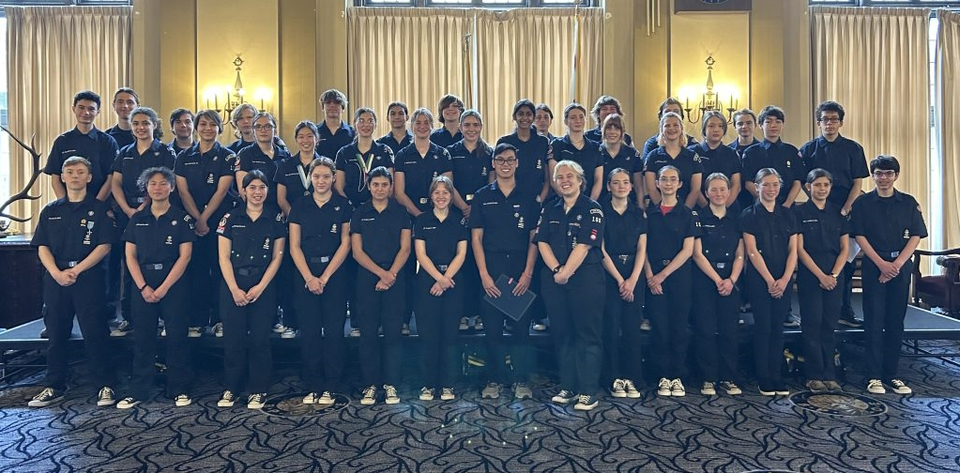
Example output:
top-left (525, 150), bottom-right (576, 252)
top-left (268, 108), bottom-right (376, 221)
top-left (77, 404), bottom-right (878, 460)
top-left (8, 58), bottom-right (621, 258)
top-left (27, 87), bottom-right (927, 412)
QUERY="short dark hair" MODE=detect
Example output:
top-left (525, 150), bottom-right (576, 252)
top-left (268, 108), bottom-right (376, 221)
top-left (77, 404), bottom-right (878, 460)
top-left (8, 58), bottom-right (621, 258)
top-left (733, 108), bottom-right (757, 125)
top-left (62, 156), bottom-right (92, 172)
top-left (354, 107), bottom-right (378, 123)
top-left (437, 94), bottom-right (464, 124)
top-left (591, 95), bottom-right (623, 122)
top-left (320, 89), bottom-right (348, 109)
top-left (137, 166), bottom-right (176, 192)
top-left (243, 169), bottom-right (270, 188)
top-left (870, 155), bottom-right (901, 174)
top-left (806, 168), bottom-right (834, 185)
top-left (73, 90), bottom-right (101, 108)
top-left (513, 99), bottom-right (536, 118)
top-left (131, 106), bottom-right (164, 140)
top-left (113, 87), bottom-right (140, 105)
top-left (194, 109), bottom-right (223, 134)
top-left (563, 102), bottom-right (587, 120)
top-left (815, 101), bottom-right (845, 122)
top-left (387, 101), bottom-right (409, 117)
top-left (494, 142), bottom-right (518, 158)
top-left (367, 165), bottom-right (393, 185)
top-left (169, 108), bottom-right (194, 129)
top-left (701, 110), bottom-right (728, 137)
top-left (535, 103), bottom-right (554, 119)
top-left (658, 97), bottom-right (684, 119)
top-left (295, 120), bottom-right (319, 138)
top-left (758, 105), bottom-right (786, 124)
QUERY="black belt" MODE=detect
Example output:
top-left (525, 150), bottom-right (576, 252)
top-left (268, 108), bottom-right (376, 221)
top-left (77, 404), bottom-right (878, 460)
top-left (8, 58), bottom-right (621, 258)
top-left (140, 263), bottom-right (171, 271)
top-left (308, 255), bottom-right (332, 264)
top-left (236, 266), bottom-right (265, 277)
top-left (883, 250), bottom-right (901, 260)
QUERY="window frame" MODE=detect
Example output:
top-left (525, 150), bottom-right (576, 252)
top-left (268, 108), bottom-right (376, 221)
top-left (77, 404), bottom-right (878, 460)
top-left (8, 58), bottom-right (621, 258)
top-left (355, 0), bottom-right (596, 7)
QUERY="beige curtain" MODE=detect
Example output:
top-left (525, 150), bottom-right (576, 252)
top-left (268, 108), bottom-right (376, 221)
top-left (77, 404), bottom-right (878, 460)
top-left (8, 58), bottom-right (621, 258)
top-left (346, 7), bottom-right (603, 143)
top-left (811, 7), bottom-right (931, 218)
top-left (346, 8), bottom-right (474, 136)
top-left (939, 10), bottom-right (960, 248)
top-left (6, 6), bottom-right (132, 232)
top-left (474, 8), bottom-right (603, 140)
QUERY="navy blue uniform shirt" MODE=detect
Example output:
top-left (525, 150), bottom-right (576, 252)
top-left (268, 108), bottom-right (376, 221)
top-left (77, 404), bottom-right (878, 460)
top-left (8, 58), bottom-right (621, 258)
top-left (851, 190), bottom-right (928, 260)
top-left (728, 137), bottom-right (759, 159)
top-left (107, 125), bottom-right (135, 150)
top-left (799, 135), bottom-right (869, 209)
top-left (316, 120), bottom-right (355, 160)
top-left (394, 143), bottom-right (453, 213)
top-left (44, 127), bottom-right (120, 197)
top-left (695, 205), bottom-right (740, 277)
top-left (645, 202), bottom-right (699, 272)
top-left (692, 141), bottom-right (741, 192)
top-left (174, 141), bottom-right (237, 218)
top-left (534, 193), bottom-right (604, 265)
top-left (276, 153), bottom-right (321, 209)
top-left (122, 206), bottom-right (195, 265)
top-left (601, 197), bottom-right (646, 257)
top-left (288, 192), bottom-right (352, 260)
top-left (599, 144), bottom-right (642, 202)
top-left (414, 208), bottom-right (468, 266)
top-left (496, 129), bottom-right (551, 200)
top-left (216, 206), bottom-right (287, 271)
top-left (430, 128), bottom-right (463, 149)
top-left (447, 140), bottom-right (492, 202)
top-left (235, 144), bottom-right (290, 209)
top-left (335, 142), bottom-right (395, 208)
top-left (641, 133), bottom-right (698, 160)
top-left (378, 131), bottom-right (413, 156)
top-left (740, 139), bottom-right (802, 206)
top-left (469, 181), bottom-right (539, 254)
top-left (32, 196), bottom-right (117, 266)
top-left (350, 199), bottom-right (412, 265)
top-left (112, 140), bottom-right (178, 208)
top-left (586, 127), bottom-right (633, 147)
top-left (644, 146), bottom-right (704, 204)
top-left (550, 135), bottom-right (603, 195)
top-left (740, 201), bottom-right (799, 275)
top-left (795, 200), bottom-right (851, 271)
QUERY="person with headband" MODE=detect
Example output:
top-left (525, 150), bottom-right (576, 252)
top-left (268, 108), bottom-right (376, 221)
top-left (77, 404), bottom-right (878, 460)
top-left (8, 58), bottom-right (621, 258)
top-left (795, 168), bottom-right (849, 393)
top-left (691, 172), bottom-right (745, 396)
top-left (536, 159), bottom-right (606, 411)
top-left (116, 167), bottom-right (195, 409)
top-left (599, 167), bottom-right (646, 399)
top-left (741, 168), bottom-right (799, 396)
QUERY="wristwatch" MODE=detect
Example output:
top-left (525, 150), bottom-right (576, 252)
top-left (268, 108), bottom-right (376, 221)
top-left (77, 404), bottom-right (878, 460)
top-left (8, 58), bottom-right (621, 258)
top-left (553, 264), bottom-right (562, 274)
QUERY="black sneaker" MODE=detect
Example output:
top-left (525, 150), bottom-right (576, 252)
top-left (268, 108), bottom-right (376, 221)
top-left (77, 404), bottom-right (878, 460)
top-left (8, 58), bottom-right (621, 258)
top-left (551, 389), bottom-right (577, 404)
top-left (573, 394), bottom-right (599, 411)
top-left (782, 314), bottom-right (801, 329)
top-left (838, 312), bottom-right (863, 328)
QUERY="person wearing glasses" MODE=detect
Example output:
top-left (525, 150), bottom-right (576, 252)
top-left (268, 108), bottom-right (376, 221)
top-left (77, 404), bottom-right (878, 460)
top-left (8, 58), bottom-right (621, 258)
top-left (852, 156), bottom-right (926, 395)
top-left (235, 113), bottom-right (289, 210)
top-left (800, 101), bottom-right (870, 329)
top-left (471, 144), bottom-right (541, 400)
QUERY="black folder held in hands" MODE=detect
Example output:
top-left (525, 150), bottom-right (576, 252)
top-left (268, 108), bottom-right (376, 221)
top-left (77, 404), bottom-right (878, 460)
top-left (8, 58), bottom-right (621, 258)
top-left (483, 274), bottom-right (537, 322)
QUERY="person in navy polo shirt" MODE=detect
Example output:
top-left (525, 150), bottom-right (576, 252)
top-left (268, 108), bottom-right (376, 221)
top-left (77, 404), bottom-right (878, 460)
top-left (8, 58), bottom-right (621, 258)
top-left (534, 103), bottom-right (556, 142)
top-left (496, 99), bottom-right (552, 203)
top-left (175, 109), bottom-right (237, 337)
top-left (729, 108), bottom-right (760, 158)
top-left (235, 112), bottom-right (290, 210)
top-left (288, 157), bottom-right (353, 406)
top-left (44, 90), bottom-right (119, 202)
top-left (277, 120), bottom-right (321, 217)
top-left (694, 110), bottom-right (742, 209)
top-left (641, 98), bottom-right (698, 160)
top-left (378, 101), bottom-right (413, 155)
top-left (168, 108), bottom-right (195, 156)
top-left (315, 89), bottom-right (355, 159)
top-left (598, 114), bottom-right (643, 205)
top-left (800, 101), bottom-right (870, 329)
top-left (394, 108), bottom-right (454, 217)
top-left (740, 105), bottom-right (802, 210)
top-left (107, 87), bottom-right (138, 150)
top-left (28, 157), bottom-right (117, 408)
top-left (337, 108), bottom-right (396, 209)
top-left (350, 167), bottom-right (412, 406)
top-left (549, 103), bottom-right (603, 201)
top-left (227, 103), bottom-right (258, 154)
top-left (586, 95), bottom-right (634, 146)
top-left (116, 167), bottom-right (195, 409)
top-left (644, 112), bottom-right (703, 209)
top-left (430, 94), bottom-right (464, 148)
top-left (852, 155), bottom-right (927, 396)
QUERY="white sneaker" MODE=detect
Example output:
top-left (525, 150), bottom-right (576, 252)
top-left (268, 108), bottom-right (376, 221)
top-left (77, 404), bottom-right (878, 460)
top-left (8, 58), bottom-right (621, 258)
top-left (671, 379), bottom-right (686, 397)
top-left (440, 387), bottom-right (456, 401)
top-left (401, 324), bottom-right (411, 336)
top-left (700, 381), bottom-right (716, 396)
top-left (174, 394), bottom-right (192, 407)
top-left (459, 317), bottom-right (470, 331)
top-left (531, 322), bottom-right (548, 332)
top-left (419, 387), bottom-right (435, 401)
top-left (302, 392), bottom-right (318, 404)
top-left (272, 323), bottom-right (286, 334)
top-left (247, 392), bottom-right (266, 409)
top-left (349, 328), bottom-right (361, 337)
top-left (116, 397), bottom-right (139, 409)
top-left (384, 384), bottom-right (400, 404)
top-left (110, 320), bottom-right (133, 337)
top-left (866, 379), bottom-right (886, 394)
top-left (317, 391), bottom-right (335, 406)
top-left (888, 379), bottom-right (912, 394)
top-left (657, 378), bottom-right (672, 397)
top-left (640, 319), bottom-right (651, 331)
top-left (97, 386), bottom-right (116, 406)
top-left (473, 317), bottom-right (484, 331)
top-left (610, 379), bottom-right (627, 398)
top-left (719, 381), bottom-right (742, 395)
top-left (213, 322), bottom-right (224, 338)
top-left (217, 390), bottom-right (236, 407)
top-left (482, 382), bottom-right (501, 399)
top-left (573, 394), bottom-right (598, 411)
top-left (28, 387), bottom-right (61, 407)
top-left (281, 327), bottom-right (297, 339)
top-left (623, 379), bottom-right (641, 398)
top-left (360, 385), bottom-right (377, 405)
top-left (187, 326), bottom-right (203, 338)
top-left (513, 382), bottom-right (533, 400)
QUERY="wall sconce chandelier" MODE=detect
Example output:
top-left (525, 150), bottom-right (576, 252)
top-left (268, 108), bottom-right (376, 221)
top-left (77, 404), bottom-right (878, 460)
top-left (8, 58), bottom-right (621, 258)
top-left (681, 55), bottom-right (739, 124)
top-left (203, 55), bottom-right (272, 120)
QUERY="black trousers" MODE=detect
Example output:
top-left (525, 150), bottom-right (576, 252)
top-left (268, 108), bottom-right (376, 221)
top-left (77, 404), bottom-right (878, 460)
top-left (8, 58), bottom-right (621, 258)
top-left (692, 269), bottom-right (740, 383)
top-left (220, 271), bottom-right (276, 394)
top-left (278, 253), bottom-right (298, 329)
top-left (541, 262), bottom-right (605, 395)
top-left (115, 212), bottom-right (133, 323)
top-left (601, 257), bottom-right (644, 385)
top-left (129, 266), bottom-right (191, 399)
top-left (480, 251), bottom-right (532, 385)
top-left (647, 263), bottom-right (692, 378)
top-left (745, 268), bottom-right (790, 387)
top-left (797, 265), bottom-right (841, 381)
top-left (43, 267), bottom-right (114, 390)
top-left (355, 265), bottom-right (406, 387)
top-left (861, 258), bottom-right (913, 380)
top-left (417, 270), bottom-right (462, 388)
top-left (293, 262), bottom-right (348, 393)
top-left (186, 231), bottom-right (220, 327)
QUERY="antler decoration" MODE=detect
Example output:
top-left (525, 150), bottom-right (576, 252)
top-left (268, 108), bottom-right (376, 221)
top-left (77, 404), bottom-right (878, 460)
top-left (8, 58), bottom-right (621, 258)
top-left (0, 125), bottom-right (43, 223)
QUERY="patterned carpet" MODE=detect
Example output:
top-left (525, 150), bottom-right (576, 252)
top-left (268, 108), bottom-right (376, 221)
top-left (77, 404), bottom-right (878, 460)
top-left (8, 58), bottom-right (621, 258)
top-left (1, 341), bottom-right (959, 473)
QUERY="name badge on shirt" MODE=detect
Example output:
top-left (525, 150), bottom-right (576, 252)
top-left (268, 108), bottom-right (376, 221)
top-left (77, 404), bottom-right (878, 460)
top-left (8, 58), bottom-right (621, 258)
top-left (419, 198), bottom-right (429, 205)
